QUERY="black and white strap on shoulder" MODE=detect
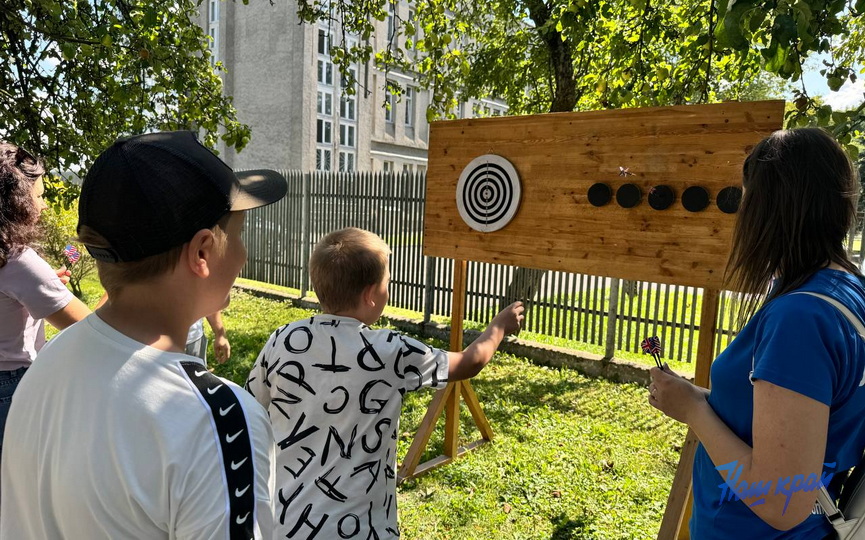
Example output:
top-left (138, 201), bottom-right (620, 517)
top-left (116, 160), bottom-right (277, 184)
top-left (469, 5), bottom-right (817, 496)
top-left (181, 362), bottom-right (256, 540)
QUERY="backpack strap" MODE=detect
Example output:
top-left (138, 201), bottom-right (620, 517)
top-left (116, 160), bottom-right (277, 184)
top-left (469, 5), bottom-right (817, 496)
top-left (181, 361), bottom-right (256, 540)
top-left (789, 291), bottom-right (865, 524)
top-left (792, 291), bottom-right (865, 339)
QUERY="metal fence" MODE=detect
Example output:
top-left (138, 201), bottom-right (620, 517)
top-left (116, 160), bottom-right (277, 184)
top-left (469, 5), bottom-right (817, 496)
top-left (241, 170), bottom-right (863, 363)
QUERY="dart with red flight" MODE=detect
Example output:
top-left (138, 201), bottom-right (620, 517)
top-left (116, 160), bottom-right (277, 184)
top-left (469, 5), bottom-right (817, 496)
top-left (640, 336), bottom-right (664, 369)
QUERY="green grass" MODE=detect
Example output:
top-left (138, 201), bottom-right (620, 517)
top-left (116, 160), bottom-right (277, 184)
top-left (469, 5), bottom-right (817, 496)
top-left (213, 289), bottom-right (685, 540)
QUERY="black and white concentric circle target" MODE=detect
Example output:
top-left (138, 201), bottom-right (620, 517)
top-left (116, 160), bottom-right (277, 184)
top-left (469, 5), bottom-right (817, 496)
top-left (456, 155), bottom-right (521, 232)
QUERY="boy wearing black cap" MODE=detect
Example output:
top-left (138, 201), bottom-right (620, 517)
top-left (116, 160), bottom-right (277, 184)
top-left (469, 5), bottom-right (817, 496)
top-left (0, 131), bottom-right (287, 540)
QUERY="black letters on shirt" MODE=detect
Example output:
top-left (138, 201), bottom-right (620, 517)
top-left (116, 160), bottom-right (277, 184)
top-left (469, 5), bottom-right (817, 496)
top-left (357, 334), bottom-right (385, 371)
top-left (278, 411), bottom-right (320, 450)
top-left (359, 379), bottom-right (392, 414)
top-left (284, 326), bottom-right (314, 354)
top-left (323, 386), bottom-right (350, 414)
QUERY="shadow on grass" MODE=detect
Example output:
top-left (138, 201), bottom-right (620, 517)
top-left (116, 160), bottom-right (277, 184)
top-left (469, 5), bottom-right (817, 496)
top-left (550, 513), bottom-right (590, 540)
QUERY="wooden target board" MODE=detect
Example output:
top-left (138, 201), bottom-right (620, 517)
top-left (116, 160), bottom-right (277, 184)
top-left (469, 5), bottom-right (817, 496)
top-left (424, 101), bottom-right (785, 290)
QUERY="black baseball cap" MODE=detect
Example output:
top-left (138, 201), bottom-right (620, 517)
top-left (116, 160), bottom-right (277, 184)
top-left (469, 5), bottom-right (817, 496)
top-left (78, 131), bottom-right (287, 262)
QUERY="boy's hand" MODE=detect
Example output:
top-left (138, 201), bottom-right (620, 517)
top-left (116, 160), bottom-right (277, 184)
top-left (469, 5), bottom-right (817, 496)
top-left (213, 335), bottom-right (231, 364)
top-left (492, 301), bottom-right (525, 335)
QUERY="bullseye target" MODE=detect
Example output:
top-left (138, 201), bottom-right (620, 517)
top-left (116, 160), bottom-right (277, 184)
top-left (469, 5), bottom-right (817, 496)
top-left (456, 154), bottom-right (522, 232)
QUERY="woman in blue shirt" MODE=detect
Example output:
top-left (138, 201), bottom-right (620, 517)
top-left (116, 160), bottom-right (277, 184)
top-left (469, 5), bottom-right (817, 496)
top-left (649, 128), bottom-right (865, 539)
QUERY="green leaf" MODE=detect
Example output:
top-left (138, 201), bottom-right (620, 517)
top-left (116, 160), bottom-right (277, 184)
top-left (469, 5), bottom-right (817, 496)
top-left (771, 14), bottom-right (797, 46)
top-left (827, 76), bottom-right (844, 91)
top-left (717, 1), bottom-right (753, 50)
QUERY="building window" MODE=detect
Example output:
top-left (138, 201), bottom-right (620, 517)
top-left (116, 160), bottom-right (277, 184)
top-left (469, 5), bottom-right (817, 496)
top-left (404, 87), bottom-right (414, 126)
top-left (385, 3), bottom-right (395, 41)
top-left (383, 160), bottom-right (394, 173)
top-left (316, 119), bottom-right (332, 144)
top-left (318, 29), bottom-right (331, 55)
top-left (209, 0), bottom-right (218, 23)
top-left (492, 108), bottom-right (502, 116)
top-left (418, 165), bottom-right (427, 174)
top-left (385, 85), bottom-right (396, 123)
top-left (316, 148), bottom-right (332, 171)
top-left (339, 151), bottom-right (356, 172)
top-left (340, 96), bottom-right (356, 120)
top-left (340, 124), bottom-right (355, 148)
top-left (317, 60), bottom-right (333, 85)
top-left (317, 91), bottom-right (333, 115)
top-left (408, 9), bottom-right (417, 45)
top-left (402, 163), bottom-right (413, 173)
top-left (208, 26), bottom-right (218, 65)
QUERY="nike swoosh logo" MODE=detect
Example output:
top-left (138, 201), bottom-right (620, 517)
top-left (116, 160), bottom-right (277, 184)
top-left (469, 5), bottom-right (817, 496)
top-left (235, 484), bottom-right (250, 497)
top-left (231, 457), bottom-right (248, 470)
top-left (219, 403), bottom-right (236, 416)
top-left (226, 429), bottom-right (244, 443)
top-left (206, 384), bottom-right (223, 395)
top-left (194, 370), bottom-right (207, 377)
top-left (236, 512), bottom-right (250, 524)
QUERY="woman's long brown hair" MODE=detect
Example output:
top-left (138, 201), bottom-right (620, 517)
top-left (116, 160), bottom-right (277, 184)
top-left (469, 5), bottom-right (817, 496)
top-left (724, 128), bottom-right (861, 327)
top-left (0, 143), bottom-right (45, 268)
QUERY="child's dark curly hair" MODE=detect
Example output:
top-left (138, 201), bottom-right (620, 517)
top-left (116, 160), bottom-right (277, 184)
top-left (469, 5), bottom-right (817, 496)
top-left (0, 142), bottom-right (45, 268)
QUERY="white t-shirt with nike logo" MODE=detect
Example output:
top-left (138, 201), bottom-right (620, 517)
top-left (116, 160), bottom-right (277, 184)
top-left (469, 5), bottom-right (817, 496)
top-left (0, 313), bottom-right (276, 540)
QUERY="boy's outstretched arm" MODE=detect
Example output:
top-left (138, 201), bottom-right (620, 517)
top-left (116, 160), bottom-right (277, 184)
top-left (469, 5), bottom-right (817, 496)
top-left (448, 301), bottom-right (524, 381)
top-left (205, 311), bottom-right (231, 364)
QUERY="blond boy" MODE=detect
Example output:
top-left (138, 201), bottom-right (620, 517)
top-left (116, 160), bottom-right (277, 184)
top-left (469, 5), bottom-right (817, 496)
top-left (246, 227), bottom-right (523, 539)
top-left (1, 132), bottom-right (286, 539)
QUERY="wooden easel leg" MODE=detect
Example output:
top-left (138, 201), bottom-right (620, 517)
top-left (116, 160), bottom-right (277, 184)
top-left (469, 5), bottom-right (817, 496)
top-left (398, 259), bottom-right (495, 482)
top-left (444, 381), bottom-right (462, 457)
top-left (397, 383), bottom-right (455, 482)
top-left (658, 288), bottom-right (719, 540)
top-left (460, 379), bottom-right (493, 441)
top-left (657, 430), bottom-right (700, 539)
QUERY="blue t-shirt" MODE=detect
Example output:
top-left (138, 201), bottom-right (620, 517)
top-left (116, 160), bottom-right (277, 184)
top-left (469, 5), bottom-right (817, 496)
top-left (691, 269), bottom-right (865, 539)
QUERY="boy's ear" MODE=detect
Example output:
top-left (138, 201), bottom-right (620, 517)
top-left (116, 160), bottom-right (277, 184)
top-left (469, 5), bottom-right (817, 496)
top-left (361, 283), bottom-right (377, 307)
top-left (184, 229), bottom-right (217, 278)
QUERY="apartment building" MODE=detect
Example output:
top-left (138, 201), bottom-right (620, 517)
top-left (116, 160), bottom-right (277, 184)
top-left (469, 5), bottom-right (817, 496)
top-left (197, 0), bottom-right (506, 172)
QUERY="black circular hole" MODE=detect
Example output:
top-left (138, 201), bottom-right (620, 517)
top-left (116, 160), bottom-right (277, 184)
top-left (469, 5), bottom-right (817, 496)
top-left (648, 185), bottom-right (675, 211)
top-left (616, 184), bottom-right (642, 209)
top-left (717, 186), bottom-right (743, 214)
top-left (682, 186), bottom-right (710, 212)
top-left (587, 183), bottom-right (612, 207)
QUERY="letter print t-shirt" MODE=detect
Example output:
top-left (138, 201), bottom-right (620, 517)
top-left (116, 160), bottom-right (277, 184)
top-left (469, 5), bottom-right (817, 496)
top-left (245, 315), bottom-right (449, 540)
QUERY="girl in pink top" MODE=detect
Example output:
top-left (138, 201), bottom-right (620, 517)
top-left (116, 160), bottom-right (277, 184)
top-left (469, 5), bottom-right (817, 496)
top-left (0, 143), bottom-right (90, 459)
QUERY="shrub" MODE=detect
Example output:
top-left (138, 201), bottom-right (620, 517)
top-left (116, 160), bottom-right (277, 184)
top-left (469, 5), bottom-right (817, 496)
top-left (39, 198), bottom-right (95, 299)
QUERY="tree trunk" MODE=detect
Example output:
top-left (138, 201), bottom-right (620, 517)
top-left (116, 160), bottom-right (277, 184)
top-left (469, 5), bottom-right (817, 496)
top-left (501, 0), bottom-right (577, 316)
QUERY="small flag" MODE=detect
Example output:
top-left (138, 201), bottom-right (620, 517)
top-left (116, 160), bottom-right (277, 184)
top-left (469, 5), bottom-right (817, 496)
top-left (63, 244), bottom-right (81, 264)
top-left (641, 336), bottom-right (664, 368)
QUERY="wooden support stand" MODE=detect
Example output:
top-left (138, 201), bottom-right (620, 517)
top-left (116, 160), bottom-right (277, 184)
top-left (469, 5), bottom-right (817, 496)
top-left (657, 288), bottom-right (720, 540)
top-left (398, 260), bottom-right (494, 483)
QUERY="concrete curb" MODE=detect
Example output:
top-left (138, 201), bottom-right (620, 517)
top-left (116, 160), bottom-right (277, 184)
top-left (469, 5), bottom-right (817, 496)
top-left (234, 283), bottom-right (694, 387)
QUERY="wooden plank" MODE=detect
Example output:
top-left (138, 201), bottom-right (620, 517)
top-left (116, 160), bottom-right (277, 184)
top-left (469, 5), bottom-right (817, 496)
top-left (658, 288), bottom-right (720, 539)
top-left (397, 383), bottom-right (454, 481)
top-left (461, 379), bottom-right (494, 440)
top-left (450, 260), bottom-right (468, 350)
top-left (657, 430), bottom-right (701, 540)
top-left (405, 439), bottom-right (490, 480)
top-left (694, 288), bottom-right (720, 388)
top-left (423, 101), bottom-right (784, 291)
top-left (444, 381), bottom-right (461, 457)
